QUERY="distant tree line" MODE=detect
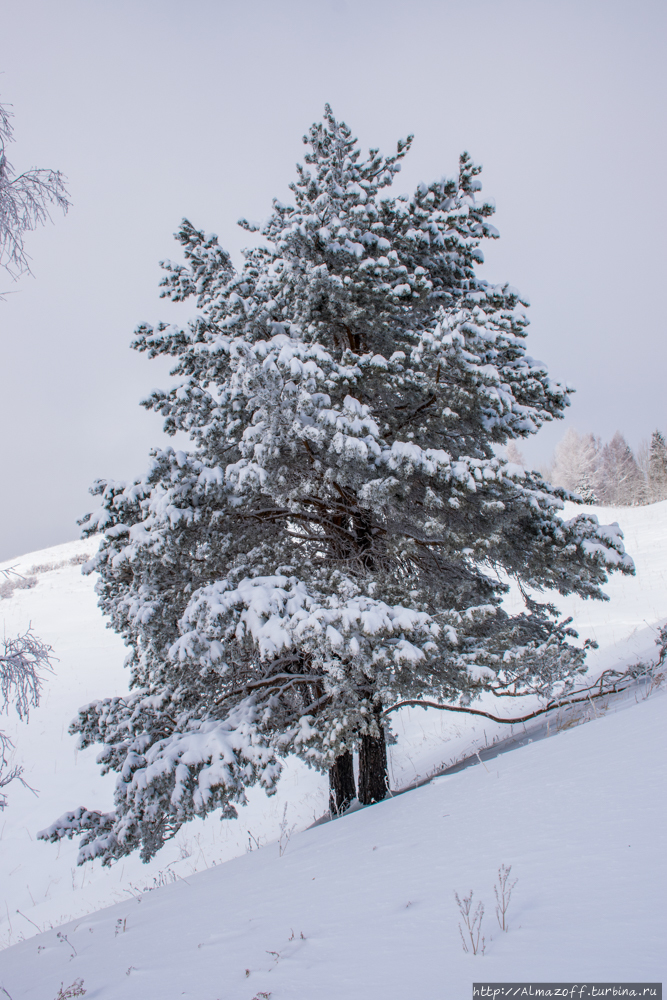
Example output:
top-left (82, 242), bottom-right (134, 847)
top-left (542, 429), bottom-right (667, 506)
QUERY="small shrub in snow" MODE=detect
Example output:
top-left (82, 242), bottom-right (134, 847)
top-left (278, 803), bottom-right (296, 857)
top-left (56, 931), bottom-right (77, 958)
top-left (68, 554), bottom-right (90, 566)
top-left (53, 982), bottom-right (86, 1000)
top-left (177, 839), bottom-right (193, 859)
top-left (0, 571), bottom-right (36, 600)
top-left (29, 562), bottom-right (62, 575)
top-left (246, 830), bottom-right (262, 853)
top-left (145, 868), bottom-right (179, 890)
top-left (454, 889), bottom-right (485, 955)
top-left (455, 862), bottom-right (517, 953)
top-left (1, 981), bottom-right (85, 1000)
top-left (494, 863), bottom-right (517, 932)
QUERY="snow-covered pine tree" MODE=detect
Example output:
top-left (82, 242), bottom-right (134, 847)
top-left (39, 107), bottom-right (634, 865)
top-left (647, 430), bottom-right (667, 502)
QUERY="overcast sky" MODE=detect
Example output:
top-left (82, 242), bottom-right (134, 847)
top-left (0, 0), bottom-right (665, 562)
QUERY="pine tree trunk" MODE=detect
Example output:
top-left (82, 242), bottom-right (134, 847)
top-left (358, 716), bottom-right (389, 805)
top-left (329, 750), bottom-right (356, 816)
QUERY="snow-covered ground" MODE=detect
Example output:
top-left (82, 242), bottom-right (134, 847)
top-left (0, 502), bottom-right (665, 996)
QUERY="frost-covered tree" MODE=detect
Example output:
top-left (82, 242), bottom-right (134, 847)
top-left (549, 429), bottom-right (601, 502)
top-left (40, 107), bottom-right (634, 865)
top-left (0, 98), bottom-right (70, 286)
top-left (0, 625), bottom-right (53, 808)
top-left (647, 430), bottom-right (667, 502)
top-left (551, 429), bottom-right (650, 506)
top-left (505, 441), bottom-right (525, 466)
top-left (597, 432), bottom-right (645, 506)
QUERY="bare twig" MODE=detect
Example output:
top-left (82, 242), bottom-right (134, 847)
top-left (278, 803), bottom-right (296, 857)
top-left (454, 890), bottom-right (485, 955)
top-left (494, 864), bottom-right (517, 932)
top-left (247, 830), bottom-right (261, 852)
top-left (56, 931), bottom-right (77, 958)
top-left (53, 981), bottom-right (86, 1000)
top-left (15, 908), bottom-right (41, 932)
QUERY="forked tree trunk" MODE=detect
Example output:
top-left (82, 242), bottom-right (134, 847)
top-left (358, 716), bottom-right (389, 805)
top-left (329, 750), bottom-right (356, 816)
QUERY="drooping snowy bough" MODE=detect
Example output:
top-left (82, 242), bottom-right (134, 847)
top-left (40, 107), bottom-right (634, 865)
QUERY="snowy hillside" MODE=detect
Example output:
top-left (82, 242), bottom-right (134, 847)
top-left (0, 502), bottom-right (665, 995)
top-left (1, 685), bottom-right (665, 998)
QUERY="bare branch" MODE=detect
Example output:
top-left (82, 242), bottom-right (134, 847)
top-left (1, 627), bottom-right (54, 719)
top-left (215, 672), bottom-right (325, 704)
top-left (0, 627), bottom-right (55, 806)
top-left (0, 98), bottom-right (71, 283)
top-left (382, 664), bottom-right (652, 724)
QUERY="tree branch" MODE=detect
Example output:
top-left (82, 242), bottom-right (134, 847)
top-left (382, 669), bottom-right (647, 724)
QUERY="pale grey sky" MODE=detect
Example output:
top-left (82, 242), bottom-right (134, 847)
top-left (1, 0), bottom-right (665, 562)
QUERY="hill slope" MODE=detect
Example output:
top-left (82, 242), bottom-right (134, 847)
top-left (0, 685), bottom-right (664, 998)
top-left (0, 501), bottom-right (665, 995)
